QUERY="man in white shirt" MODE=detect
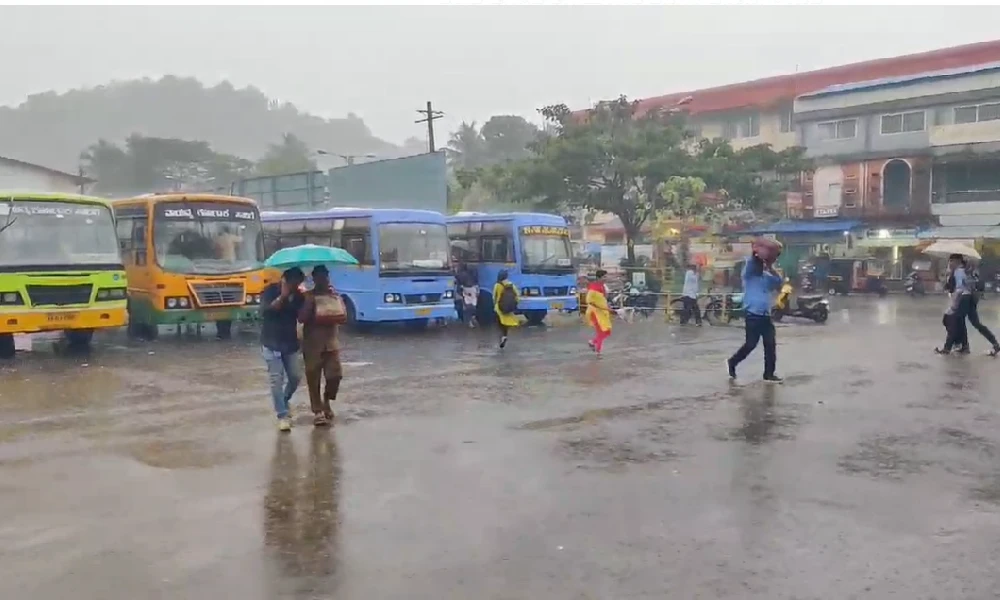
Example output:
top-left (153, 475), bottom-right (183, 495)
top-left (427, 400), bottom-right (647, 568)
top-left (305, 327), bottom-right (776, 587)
top-left (681, 264), bottom-right (702, 326)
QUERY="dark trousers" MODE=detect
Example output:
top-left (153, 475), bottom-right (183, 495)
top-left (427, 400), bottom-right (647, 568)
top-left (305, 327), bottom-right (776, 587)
top-left (499, 324), bottom-right (509, 337)
top-left (680, 296), bottom-right (701, 324)
top-left (968, 296), bottom-right (999, 348)
top-left (729, 314), bottom-right (776, 377)
top-left (304, 350), bottom-right (342, 416)
top-left (942, 296), bottom-right (971, 352)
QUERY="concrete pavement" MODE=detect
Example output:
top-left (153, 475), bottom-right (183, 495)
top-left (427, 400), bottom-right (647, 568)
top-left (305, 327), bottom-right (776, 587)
top-left (1, 296), bottom-right (1000, 599)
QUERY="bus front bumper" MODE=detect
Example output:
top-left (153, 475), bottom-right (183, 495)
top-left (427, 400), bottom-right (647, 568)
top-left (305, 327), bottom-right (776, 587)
top-left (518, 295), bottom-right (579, 312)
top-left (151, 306), bottom-right (260, 325)
top-left (368, 303), bottom-right (456, 322)
top-left (0, 305), bottom-right (127, 335)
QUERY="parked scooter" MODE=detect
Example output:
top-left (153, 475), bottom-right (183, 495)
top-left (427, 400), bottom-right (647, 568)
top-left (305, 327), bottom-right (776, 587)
top-left (905, 271), bottom-right (925, 297)
top-left (773, 279), bottom-right (829, 323)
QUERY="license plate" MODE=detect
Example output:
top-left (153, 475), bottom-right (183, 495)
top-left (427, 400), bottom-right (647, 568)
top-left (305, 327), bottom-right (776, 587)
top-left (204, 311), bottom-right (229, 321)
top-left (551, 302), bottom-right (564, 310)
top-left (46, 312), bottom-right (78, 323)
top-left (415, 308), bottom-right (431, 317)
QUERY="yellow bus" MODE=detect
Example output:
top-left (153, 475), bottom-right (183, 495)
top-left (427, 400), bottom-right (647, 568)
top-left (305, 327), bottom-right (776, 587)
top-left (0, 192), bottom-right (127, 358)
top-left (112, 193), bottom-right (271, 339)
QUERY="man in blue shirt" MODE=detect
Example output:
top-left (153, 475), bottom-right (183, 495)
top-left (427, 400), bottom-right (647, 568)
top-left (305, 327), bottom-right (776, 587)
top-left (726, 252), bottom-right (783, 382)
top-left (260, 267), bottom-right (306, 431)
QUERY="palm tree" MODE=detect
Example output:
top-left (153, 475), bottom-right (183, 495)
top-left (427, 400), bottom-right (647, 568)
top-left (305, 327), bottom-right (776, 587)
top-left (446, 122), bottom-right (486, 170)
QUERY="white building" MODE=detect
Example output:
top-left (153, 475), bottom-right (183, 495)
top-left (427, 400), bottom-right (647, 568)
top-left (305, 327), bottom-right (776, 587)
top-left (0, 155), bottom-right (94, 193)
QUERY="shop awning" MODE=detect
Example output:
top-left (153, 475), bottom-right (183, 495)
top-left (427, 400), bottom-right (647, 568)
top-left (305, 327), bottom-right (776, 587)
top-left (917, 225), bottom-right (1000, 240)
top-left (743, 219), bottom-right (862, 235)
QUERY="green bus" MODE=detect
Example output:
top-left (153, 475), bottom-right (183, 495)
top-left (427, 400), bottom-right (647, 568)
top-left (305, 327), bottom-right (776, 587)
top-left (0, 192), bottom-right (127, 358)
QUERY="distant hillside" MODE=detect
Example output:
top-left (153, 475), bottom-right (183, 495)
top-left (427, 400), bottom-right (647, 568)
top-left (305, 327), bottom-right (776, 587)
top-left (0, 76), bottom-right (397, 171)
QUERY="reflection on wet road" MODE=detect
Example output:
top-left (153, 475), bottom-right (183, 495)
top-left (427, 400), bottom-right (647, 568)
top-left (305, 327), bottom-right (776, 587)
top-left (2, 297), bottom-right (1000, 598)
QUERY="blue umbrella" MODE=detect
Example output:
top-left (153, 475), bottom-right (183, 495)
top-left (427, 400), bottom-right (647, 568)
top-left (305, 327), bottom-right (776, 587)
top-left (265, 244), bottom-right (359, 269)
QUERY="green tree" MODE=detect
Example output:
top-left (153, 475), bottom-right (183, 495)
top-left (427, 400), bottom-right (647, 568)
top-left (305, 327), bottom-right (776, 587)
top-left (81, 134), bottom-right (255, 195)
top-left (446, 122), bottom-right (487, 170)
top-left (479, 115), bottom-right (539, 163)
top-left (255, 133), bottom-right (315, 176)
top-left (482, 96), bottom-right (696, 264)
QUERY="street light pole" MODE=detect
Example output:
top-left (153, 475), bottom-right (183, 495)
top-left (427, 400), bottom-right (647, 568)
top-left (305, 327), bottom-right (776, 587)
top-left (415, 101), bottom-right (444, 153)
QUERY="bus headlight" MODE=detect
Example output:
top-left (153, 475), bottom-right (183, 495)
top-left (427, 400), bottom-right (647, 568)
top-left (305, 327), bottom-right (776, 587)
top-left (167, 298), bottom-right (178, 309)
top-left (97, 288), bottom-right (127, 300)
top-left (245, 294), bottom-right (260, 305)
top-left (569, 286), bottom-right (577, 295)
top-left (0, 292), bottom-right (23, 305)
top-left (178, 297), bottom-right (190, 308)
top-left (522, 287), bottom-right (540, 296)
top-left (442, 290), bottom-right (454, 300)
top-left (384, 293), bottom-right (402, 303)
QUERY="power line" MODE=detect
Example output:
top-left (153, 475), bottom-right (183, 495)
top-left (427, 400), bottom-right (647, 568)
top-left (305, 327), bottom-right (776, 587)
top-left (415, 101), bottom-right (445, 153)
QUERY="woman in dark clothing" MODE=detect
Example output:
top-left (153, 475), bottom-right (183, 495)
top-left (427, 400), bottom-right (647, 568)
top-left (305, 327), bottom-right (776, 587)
top-left (937, 256), bottom-right (971, 355)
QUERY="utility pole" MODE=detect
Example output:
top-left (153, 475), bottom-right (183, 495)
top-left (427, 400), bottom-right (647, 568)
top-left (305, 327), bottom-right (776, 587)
top-left (415, 101), bottom-right (444, 153)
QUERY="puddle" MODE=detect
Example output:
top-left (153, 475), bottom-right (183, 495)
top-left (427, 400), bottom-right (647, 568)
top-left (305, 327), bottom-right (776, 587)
top-left (117, 439), bottom-right (237, 470)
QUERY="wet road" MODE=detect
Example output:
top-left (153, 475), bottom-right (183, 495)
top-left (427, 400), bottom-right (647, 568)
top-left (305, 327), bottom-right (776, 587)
top-left (2, 296), bottom-right (1000, 599)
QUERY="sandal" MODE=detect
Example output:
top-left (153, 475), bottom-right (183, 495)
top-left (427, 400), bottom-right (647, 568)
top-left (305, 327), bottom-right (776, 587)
top-left (934, 347), bottom-right (951, 355)
top-left (313, 413), bottom-right (330, 427)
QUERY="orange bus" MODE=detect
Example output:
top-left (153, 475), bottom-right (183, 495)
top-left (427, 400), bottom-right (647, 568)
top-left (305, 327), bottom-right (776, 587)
top-left (112, 193), bottom-right (271, 339)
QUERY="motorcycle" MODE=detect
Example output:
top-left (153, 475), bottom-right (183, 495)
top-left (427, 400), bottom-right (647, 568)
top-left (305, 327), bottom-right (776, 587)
top-left (772, 279), bottom-right (829, 323)
top-left (904, 271), bottom-right (925, 297)
top-left (609, 282), bottom-right (656, 319)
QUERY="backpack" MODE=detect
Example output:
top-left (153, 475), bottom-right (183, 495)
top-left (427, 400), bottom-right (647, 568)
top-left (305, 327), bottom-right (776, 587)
top-left (971, 268), bottom-right (986, 293)
top-left (498, 282), bottom-right (518, 314)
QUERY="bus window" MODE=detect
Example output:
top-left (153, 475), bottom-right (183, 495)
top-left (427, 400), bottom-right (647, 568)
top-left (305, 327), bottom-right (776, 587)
top-left (481, 235), bottom-right (510, 262)
top-left (343, 234), bottom-right (368, 263)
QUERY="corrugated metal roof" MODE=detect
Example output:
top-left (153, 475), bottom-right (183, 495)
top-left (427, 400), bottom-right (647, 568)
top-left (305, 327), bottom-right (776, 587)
top-left (800, 61), bottom-right (1000, 99)
top-left (577, 40), bottom-right (1000, 118)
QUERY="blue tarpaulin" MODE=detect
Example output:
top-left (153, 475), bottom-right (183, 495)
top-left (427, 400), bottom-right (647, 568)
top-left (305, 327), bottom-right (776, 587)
top-left (743, 219), bottom-right (862, 235)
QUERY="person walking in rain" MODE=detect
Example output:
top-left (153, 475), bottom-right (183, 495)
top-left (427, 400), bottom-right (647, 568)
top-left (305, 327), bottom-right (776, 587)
top-left (585, 269), bottom-right (613, 354)
top-left (965, 260), bottom-right (1000, 356)
top-left (681, 263), bottom-right (702, 326)
top-left (260, 267), bottom-right (306, 432)
top-left (493, 269), bottom-right (519, 349)
top-left (937, 254), bottom-right (973, 355)
top-left (298, 265), bottom-right (345, 426)
top-left (726, 247), bottom-right (784, 383)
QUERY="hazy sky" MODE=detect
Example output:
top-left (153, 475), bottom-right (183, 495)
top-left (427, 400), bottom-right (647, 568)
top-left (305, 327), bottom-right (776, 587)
top-left (2, 6), bottom-right (999, 146)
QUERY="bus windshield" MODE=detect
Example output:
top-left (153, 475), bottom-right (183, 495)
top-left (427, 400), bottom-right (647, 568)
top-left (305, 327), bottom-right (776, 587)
top-left (519, 227), bottom-right (573, 273)
top-left (153, 202), bottom-right (263, 275)
top-left (0, 200), bottom-right (120, 268)
top-left (377, 222), bottom-right (451, 273)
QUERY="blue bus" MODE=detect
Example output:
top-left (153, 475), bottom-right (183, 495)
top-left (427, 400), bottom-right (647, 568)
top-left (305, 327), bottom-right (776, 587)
top-left (261, 208), bottom-right (455, 327)
top-left (446, 212), bottom-right (578, 325)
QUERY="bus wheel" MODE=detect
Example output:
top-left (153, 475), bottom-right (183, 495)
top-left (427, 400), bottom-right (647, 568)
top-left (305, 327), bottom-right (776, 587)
top-left (65, 329), bottom-right (94, 348)
top-left (216, 320), bottom-right (233, 340)
top-left (525, 310), bottom-right (547, 326)
top-left (0, 334), bottom-right (15, 359)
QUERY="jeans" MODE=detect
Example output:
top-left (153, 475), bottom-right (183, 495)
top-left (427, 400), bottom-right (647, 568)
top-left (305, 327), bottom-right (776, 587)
top-left (729, 313), bottom-right (777, 377)
top-left (262, 346), bottom-right (302, 419)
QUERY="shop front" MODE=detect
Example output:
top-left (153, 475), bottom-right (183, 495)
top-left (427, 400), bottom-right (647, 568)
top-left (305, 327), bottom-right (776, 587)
top-left (744, 219), bottom-right (863, 279)
top-left (854, 227), bottom-right (923, 281)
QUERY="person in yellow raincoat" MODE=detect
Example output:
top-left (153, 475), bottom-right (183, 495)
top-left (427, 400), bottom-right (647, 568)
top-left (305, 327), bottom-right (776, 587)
top-left (585, 269), bottom-right (613, 354)
top-left (492, 269), bottom-right (520, 349)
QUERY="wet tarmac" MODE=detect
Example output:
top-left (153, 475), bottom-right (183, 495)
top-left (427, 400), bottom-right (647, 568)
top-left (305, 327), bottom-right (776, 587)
top-left (2, 296), bottom-right (1000, 599)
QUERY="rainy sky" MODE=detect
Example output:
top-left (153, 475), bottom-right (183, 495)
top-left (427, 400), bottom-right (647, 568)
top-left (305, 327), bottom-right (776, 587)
top-left (1, 5), bottom-right (999, 144)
